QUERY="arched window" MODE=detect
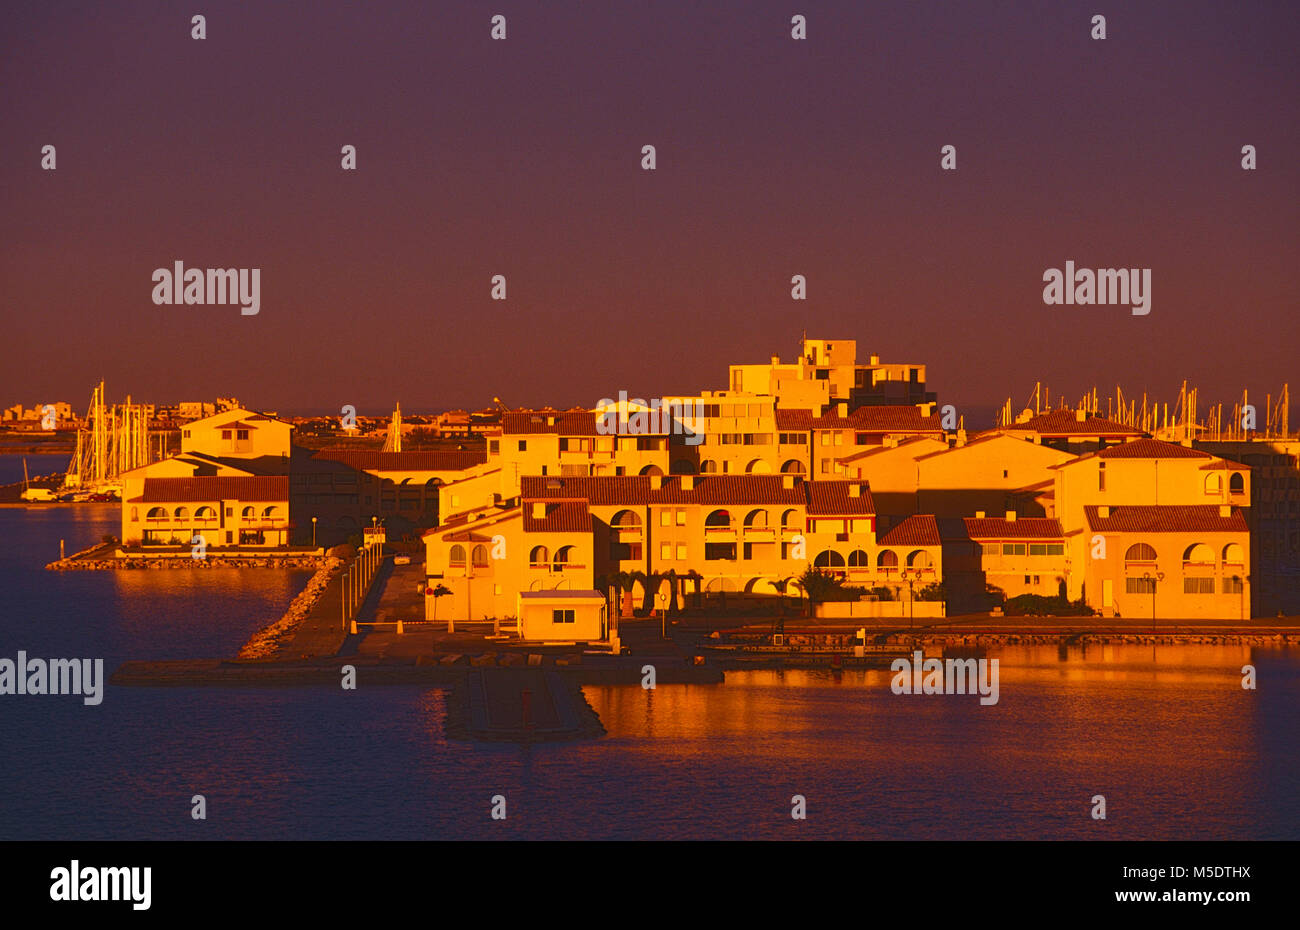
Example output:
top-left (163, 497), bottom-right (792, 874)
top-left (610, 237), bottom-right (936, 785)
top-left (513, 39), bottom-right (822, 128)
top-left (1124, 543), bottom-right (1157, 563)
top-left (529, 545), bottom-right (549, 568)
top-left (700, 459), bottom-right (718, 474)
top-left (670, 460), bottom-right (696, 475)
top-left (780, 460), bottom-right (806, 474)
top-left (242, 506), bottom-right (254, 518)
top-left (848, 549), bottom-right (870, 567)
top-left (173, 506), bottom-right (189, 520)
top-left (908, 550), bottom-right (932, 569)
top-left (262, 505), bottom-right (278, 519)
top-left (612, 509), bottom-right (641, 528)
top-left (448, 545), bottom-right (466, 567)
top-left (553, 545), bottom-right (575, 568)
top-left (471, 545), bottom-right (489, 567)
top-left (640, 464), bottom-right (663, 476)
top-left (1229, 473), bottom-right (1244, 494)
top-left (745, 459), bottom-right (771, 474)
top-left (781, 508), bottom-right (799, 529)
top-left (705, 509), bottom-right (731, 529)
top-left (814, 550), bottom-right (845, 567)
top-left (1222, 543), bottom-right (1244, 564)
top-left (877, 550), bottom-right (899, 570)
top-left (743, 509), bottom-right (768, 528)
top-left (1183, 543), bottom-right (1214, 565)
top-left (147, 506), bottom-right (167, 520)
top-left (1204, 473), bottom-right (1222, 494)
top-left (194, 506), bottom-right (216, 520)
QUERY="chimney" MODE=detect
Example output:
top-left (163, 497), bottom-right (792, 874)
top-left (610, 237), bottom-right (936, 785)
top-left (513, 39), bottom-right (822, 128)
top-left (1005, 510), bottom-right (1016, 521)
top-left (771, 356), bottom-right (780, 365)
top-left (782, 474), bottom-right (795, 489)
top-left (1098, 505), bottom-right (1110, 518)
top-left (975, 511), bottom-right (986, 519)
top-left (1075, 408), bottom-right (1086, 422)
top-left (836, 402), bottom-right (848, 417)
top-left (869, 354), bottom-right (880, 365)
top-left (681, 475), bottom-right (695, 491)
top-left (531, 502), bottom-right (546, 520)
top-left (1219, 504), bottom-right (1231, 518)
top-left (649, 474), bottom-right (663, 490)
top-left (848, 484), bottom-right (861, 498)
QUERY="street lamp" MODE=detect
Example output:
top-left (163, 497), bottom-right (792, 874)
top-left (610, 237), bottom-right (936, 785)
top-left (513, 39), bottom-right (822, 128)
top-left (311, 516), bottom-right (317, 549)
top-left (1142, 570), bottom-right (1165, 657)
top-left (900, 567), bottom-right (915, 633)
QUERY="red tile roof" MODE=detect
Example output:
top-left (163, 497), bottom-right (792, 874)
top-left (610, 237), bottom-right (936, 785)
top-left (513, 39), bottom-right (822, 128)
top-left (1084, 505), bottom-right (1248, 533)
top-left (879, 514), bottom-right (940, 546)
top-left (804, 481), bottom-right (875, 515)
top-left (312, 450), bottom-right (488, 471)
top-left (775, 405), bottom-right (944, 433)
top-left (1005, 409), bottom-right (1142, 437)
top-left (134, 476), bottom-right (288, 502)
top-left (523, 500), bottom-right (593, 533)
top-left (1096, 439), bottom-right (1212, 459)
top-left (963, 517), bottom-right (1064, 540)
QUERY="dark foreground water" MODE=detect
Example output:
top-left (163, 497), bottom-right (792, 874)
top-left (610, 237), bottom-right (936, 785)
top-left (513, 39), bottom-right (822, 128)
top-left (1, 493), bottom-right (1297, 840)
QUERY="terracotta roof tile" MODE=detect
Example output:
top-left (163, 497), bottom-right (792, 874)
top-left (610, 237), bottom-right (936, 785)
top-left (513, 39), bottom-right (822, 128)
top-left (879, 514), bottom-right (940, 546)
top-left (136, 476), bottom-right (288, 502)
top-left (804, 481), bottom-right (875, 515)
top-left (520, 474), bottom-right (806, 506)
top-left (1084, 505), bottom-right (1248, 533)
top-left (523, 500), bottom-right (593, 533)
top-left (312, 450), bottom-right (487, 471)
top-left (1096, 439), bottom-right (1211, 459)
top-left (963, 517), bottom-right (1064, 539)
top-left (1003, 409), bottom-right (1142, 437)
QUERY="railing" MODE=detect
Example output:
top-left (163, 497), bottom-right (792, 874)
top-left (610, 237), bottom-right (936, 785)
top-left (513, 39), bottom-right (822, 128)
top-left (341, 540), bottom-right (385, 632)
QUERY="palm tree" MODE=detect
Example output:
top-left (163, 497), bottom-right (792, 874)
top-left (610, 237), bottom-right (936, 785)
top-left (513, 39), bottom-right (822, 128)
top-left (665, 569), bottom-right (680, 614)
top-left (428, 584), bottom-right (452, 625)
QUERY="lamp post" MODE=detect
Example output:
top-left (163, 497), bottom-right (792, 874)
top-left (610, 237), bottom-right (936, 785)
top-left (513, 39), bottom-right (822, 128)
top-left (311, 516), bottom-right (317, 549)
top-left (900, 567), bottom-right (914, 633)
top-left (658, 592), bottom-right (668, 640)
top-left (1143, 570), bottom-right (1165, 657)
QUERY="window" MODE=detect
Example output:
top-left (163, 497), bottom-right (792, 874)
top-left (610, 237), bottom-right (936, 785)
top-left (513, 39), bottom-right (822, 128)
top-left (471, 545), bottom-right (489, 567)
top-left (222, 430), bottom-right (232, 440)
top-left (983, 543), bottom-right (999, 556)
top-left (1002, 543), bottom-right (1026, 556)
top-left (1204, 473), bottom-right (1222, 495)
top-left (1098, 462), bottom-right (1106, 491)
top-left (1224, 576), bottom-right (1244, 594)
top-left (1124, 543), bottom-right (1157, 563)
top-left (552, 609), bottom-right (575, 624)
top-left (661, 543), bottom-right (672, 560)
top-left (529, 546), bottom-right (549, 568)
top-left (705, 542), bottom-right (736, 561)
top-left (1230, 473), bottom-right (1244, 494)
top-left (517, 440), bottom-right (526, 451)
top-left (848, 550), bottom-right (870, 567)
top-left (236, 429), bottom-right (249, 441)
top-left (225, 507), bottom-right (233, 517)
top-left (449, 545), bottom-right (466, 567)
top-left (1046, 544), bottom-right (1065, 555)
top-left (182, 429), bottom-right (191, 438)
top-left (676, 544), bottom-right (687, 560)
top-left (660, 510), bottom-right (671, 526)
top-left (1024, 575), bottom-right (1031, 584)
top-left (1029, 544), bottom-right (1047, 556)
top-left (1184, 577), bottom-right (1215, 594)
top-left (676, 509), bottom-right (686, 526)
top-left (1126, 577), bottom-right (1156, 594)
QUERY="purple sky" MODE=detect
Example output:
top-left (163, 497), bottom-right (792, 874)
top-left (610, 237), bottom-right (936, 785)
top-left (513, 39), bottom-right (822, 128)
top-left (2, 0), bottom-right (1296, 418)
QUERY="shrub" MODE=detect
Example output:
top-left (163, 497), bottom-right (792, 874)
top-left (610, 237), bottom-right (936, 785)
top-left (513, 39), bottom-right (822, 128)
top-left (1003, 594), bottom-right (1095, 617)
top-left (915, 582), bottom-right (946, 602)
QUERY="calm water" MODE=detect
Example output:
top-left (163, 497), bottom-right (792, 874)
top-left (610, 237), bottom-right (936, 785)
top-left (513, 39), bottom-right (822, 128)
top-left (1, 474), bottom-right (1297, 839)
